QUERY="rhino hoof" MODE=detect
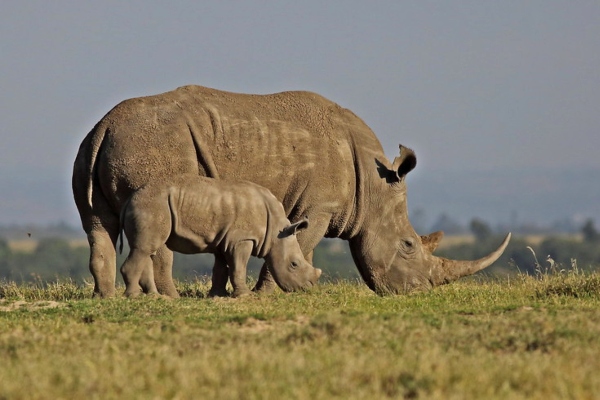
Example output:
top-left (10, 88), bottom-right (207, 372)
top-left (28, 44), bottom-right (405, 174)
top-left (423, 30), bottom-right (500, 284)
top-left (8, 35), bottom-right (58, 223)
top-left (147, 292), bottom-right (172, 301)
top-left (124, 290), bottom-right (142, 299)
top-left (232, 288), bottom-right (253, 298)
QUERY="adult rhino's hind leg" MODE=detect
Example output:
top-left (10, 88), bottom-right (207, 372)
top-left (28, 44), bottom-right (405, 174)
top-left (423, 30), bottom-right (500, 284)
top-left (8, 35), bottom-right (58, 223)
top-left (87, 221), bottom-right (119, 298)
top-left (152, 245), bottom-right (180, 298)
top-left (73, 156), bottom-right (119, 298)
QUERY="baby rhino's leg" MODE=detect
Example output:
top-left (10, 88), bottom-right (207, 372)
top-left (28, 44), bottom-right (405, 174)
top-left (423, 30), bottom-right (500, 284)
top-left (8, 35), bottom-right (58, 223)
top-left (225, 241), bottom-right (253, 298)
top-left (121, 248), bottom-right (157, 297)
top-left (120, 195), bottom-right (170, 298)
top-left (139, 258), bottom-right (160, 296)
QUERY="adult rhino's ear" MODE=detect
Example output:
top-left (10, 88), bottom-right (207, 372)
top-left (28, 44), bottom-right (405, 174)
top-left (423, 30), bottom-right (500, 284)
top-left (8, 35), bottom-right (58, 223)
top-left (280, 216), bottom-right (310, 237)
top-left (391, 144), bottom-right (417, 181)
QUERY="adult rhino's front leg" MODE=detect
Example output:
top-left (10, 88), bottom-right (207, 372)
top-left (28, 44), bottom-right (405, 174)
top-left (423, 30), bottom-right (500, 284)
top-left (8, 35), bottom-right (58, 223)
top-left (253, 213), bottom-right (329, 294)
top-left (208, 254), bottom-right (230, 297)
top-left (253, 265), bottom-right (278, 294)
top-left (152, 245), bottom-right (180, 298)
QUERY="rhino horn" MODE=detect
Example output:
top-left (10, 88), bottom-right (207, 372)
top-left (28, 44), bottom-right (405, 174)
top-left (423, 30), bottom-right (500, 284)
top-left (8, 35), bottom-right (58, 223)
top-left (430, 233), bottom-right (512, 286)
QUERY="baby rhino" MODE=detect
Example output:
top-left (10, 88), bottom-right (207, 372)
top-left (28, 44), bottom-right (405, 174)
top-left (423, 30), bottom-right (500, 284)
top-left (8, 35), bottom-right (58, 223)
top-left (118, 176), bottom-right (322, 298)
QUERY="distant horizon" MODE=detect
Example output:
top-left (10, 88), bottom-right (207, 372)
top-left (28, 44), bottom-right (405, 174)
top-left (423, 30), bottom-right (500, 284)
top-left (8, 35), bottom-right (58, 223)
top-left (0, 213), bottom-right (594, 242)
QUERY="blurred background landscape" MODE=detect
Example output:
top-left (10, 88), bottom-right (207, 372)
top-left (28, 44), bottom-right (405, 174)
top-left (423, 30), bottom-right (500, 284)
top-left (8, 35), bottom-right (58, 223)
top-left (1, 210), bottom-right (598, 285)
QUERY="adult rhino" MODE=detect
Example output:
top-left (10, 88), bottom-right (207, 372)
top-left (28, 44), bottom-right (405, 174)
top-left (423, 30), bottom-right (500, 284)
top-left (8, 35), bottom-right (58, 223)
top-left (72, 85), bottom-right (510, 298)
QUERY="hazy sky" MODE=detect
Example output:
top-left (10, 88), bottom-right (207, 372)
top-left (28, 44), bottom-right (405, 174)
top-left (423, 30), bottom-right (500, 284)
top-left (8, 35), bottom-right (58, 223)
top-left (1, 2), bottom-right (599, 226)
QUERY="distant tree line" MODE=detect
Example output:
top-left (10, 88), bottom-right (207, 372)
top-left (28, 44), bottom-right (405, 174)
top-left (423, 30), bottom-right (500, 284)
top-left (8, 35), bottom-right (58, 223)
top-left (0, 237), bottom-right (220, 284)
top-left (0, 237), bottom-right (90, 283)
top-left (437, 218), bottom-right (600, 276)
top-left (0, 218), bottom-right (598, 284)
top-left (411, 209), bottom-right (598, 236)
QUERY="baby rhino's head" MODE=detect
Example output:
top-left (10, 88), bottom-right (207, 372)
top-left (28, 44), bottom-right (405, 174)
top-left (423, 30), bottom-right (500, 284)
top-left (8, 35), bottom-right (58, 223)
top-left (267, 217), bottom-right (322, 292)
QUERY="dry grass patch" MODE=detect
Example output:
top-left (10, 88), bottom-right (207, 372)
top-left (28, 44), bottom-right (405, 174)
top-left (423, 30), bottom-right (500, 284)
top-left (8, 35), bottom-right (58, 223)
top-left (0, 274), bottom-right (600, 399)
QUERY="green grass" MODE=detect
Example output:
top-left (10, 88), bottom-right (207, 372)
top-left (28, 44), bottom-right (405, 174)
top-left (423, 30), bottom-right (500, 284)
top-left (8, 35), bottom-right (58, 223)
top-left (1, 272), bottom-right (600, 399)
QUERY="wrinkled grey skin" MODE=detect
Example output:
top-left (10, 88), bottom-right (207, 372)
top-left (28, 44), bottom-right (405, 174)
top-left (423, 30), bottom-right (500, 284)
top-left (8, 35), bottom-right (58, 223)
top-left (118, 177), bottom-right (321, 298)
top-left (72, 85), bottom-right (510, 298)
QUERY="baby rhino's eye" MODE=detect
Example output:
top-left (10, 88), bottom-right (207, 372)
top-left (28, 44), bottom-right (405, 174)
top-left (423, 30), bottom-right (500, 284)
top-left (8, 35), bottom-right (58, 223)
top-left (291, 261), bottom-right (298, 269)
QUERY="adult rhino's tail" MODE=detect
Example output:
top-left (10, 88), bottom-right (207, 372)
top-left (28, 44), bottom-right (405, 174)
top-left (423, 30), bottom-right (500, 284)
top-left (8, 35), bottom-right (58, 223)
top-left (80, 121), bottom-right (110, 209)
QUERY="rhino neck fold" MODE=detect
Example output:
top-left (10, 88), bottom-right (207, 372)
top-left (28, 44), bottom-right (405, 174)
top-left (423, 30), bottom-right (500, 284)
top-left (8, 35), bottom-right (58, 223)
top-left (348, 235), bottom-right (383, 292)
top-left (339, 136), bottom-right (369, 240)
top-left (255, 203), bottom-right (274, 260)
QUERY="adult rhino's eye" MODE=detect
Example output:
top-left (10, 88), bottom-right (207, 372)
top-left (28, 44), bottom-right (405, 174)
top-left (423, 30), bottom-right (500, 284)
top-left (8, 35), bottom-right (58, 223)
top-left (399, 238), bottom-right (416, 254)
top-left (291, 261), bottom-right (298, 269)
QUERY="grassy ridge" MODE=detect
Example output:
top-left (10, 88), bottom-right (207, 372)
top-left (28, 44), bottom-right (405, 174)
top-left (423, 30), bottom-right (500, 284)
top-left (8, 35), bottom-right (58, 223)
top-left (1, 273), bottom-right (600, 399)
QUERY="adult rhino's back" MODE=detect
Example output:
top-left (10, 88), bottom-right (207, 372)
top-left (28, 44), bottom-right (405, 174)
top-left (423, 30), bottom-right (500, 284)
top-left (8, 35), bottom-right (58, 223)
top-left (87, 85), bottom-right (383, 233)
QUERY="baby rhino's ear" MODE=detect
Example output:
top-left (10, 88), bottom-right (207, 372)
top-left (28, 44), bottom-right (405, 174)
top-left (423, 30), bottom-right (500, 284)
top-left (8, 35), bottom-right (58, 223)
top-left (280, 216), bottom-right (310, 237)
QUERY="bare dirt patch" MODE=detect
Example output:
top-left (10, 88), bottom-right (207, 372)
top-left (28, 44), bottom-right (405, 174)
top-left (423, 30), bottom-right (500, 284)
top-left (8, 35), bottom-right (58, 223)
top-left (238, 315), bottom-right (310, 334)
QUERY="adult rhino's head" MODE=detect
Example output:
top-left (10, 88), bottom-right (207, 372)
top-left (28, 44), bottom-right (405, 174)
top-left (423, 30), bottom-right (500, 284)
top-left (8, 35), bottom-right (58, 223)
top-left (349, 145), bottom-right (511, 295)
